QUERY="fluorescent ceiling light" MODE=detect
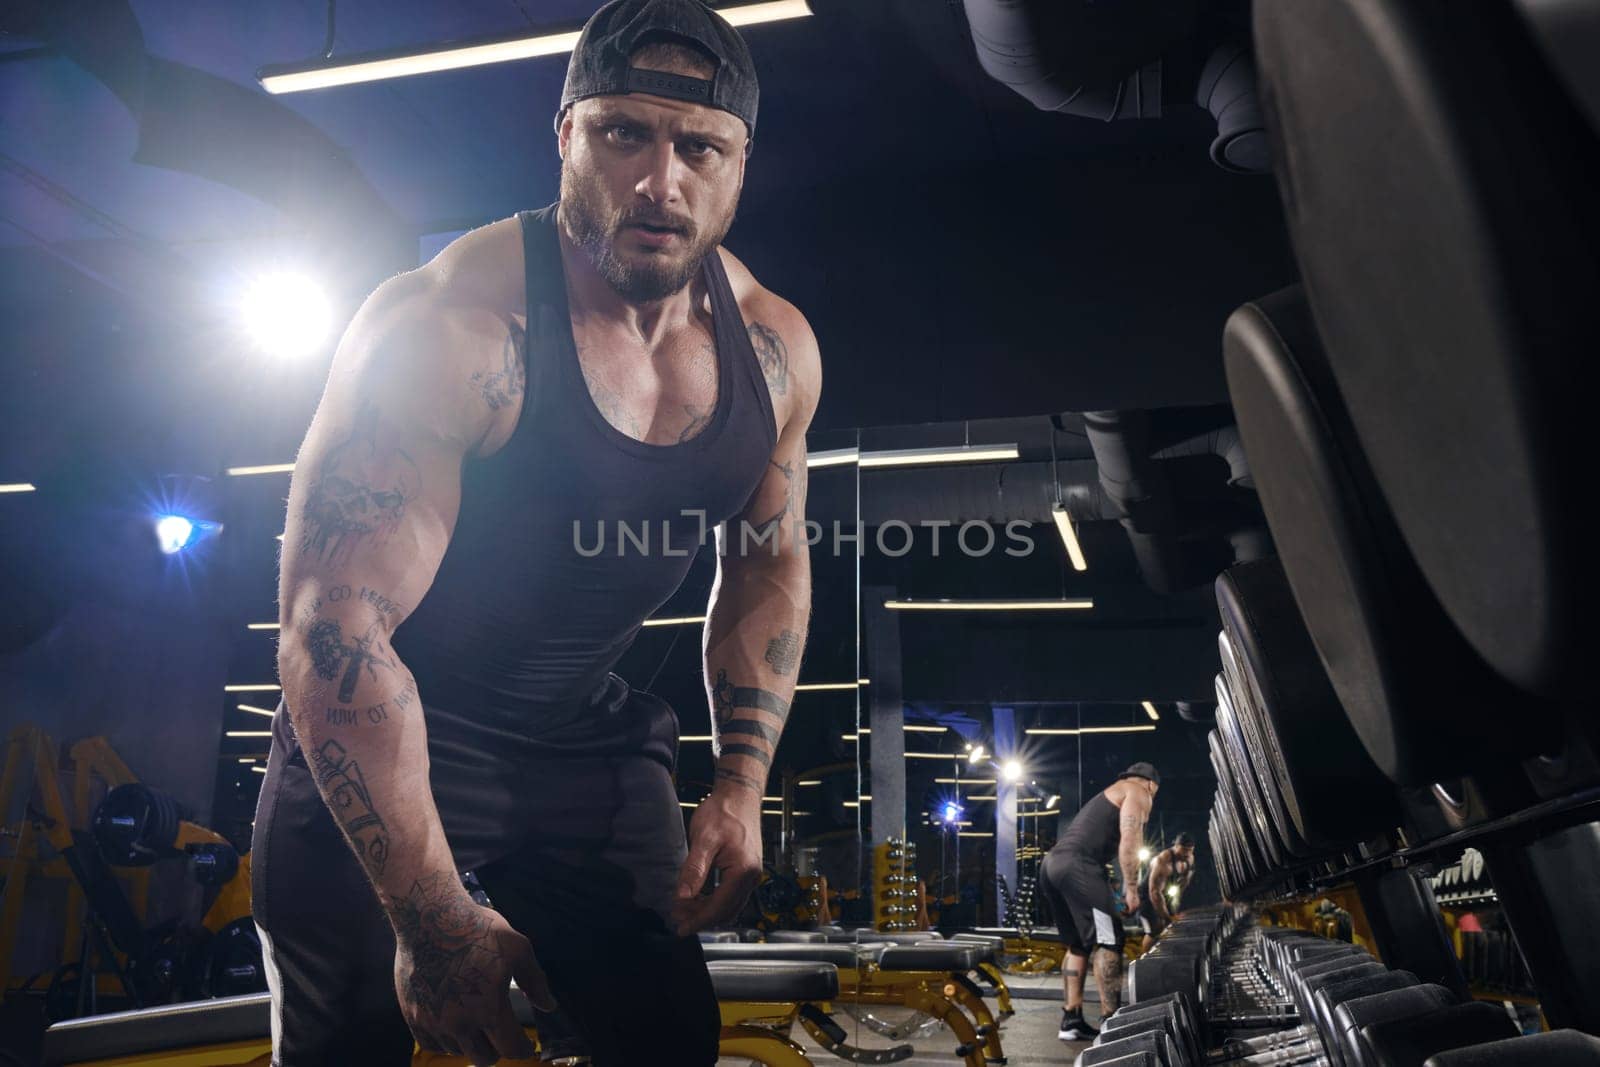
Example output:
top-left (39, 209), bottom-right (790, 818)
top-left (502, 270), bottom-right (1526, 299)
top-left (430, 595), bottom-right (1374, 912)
top-left (884, 598), bottom-right (1094, 612)
top-left (227, 464), bottom-right (295, 476)
top-left (859, 444), bottom-right (1019, 469)
top-left (680, 735), bottom-right (713, 742)
top-left (236, 704), bottom-right (277, 718)
top-left (1024, 725), bottom-right (1158, 736)
top-left (807, 447), bottom-right (859, 469)
top-left (797, 779), bottom-right (822, 786)
top-left (260, 1), bottom-right (812, 94)
top-left (958, 831), bottom-right (994, 838)
top-left (904, 725), bottom-right (947, 733)
top-left (906, 752), bottom-right (963, 760)
top-left (1142, 701), bottom-right (1161, 721)
top-left (934, 778), bottom-right (996, 785)
top-left (642, 615), bottom-right (706, 628)
top-left (251, 766), bottom-right (267, 774)
top-left (225, 684), bottom-right (281, 692)
top-left (226, 731), bottom-right (272, 738)
top-left (1051, 503), bottom-right (1088, 571)
top-left (794, 681), bottom-right (859, 691)
top-left (0, 483), bottom-right (37, 493)
top-left (247, 622), bottom-right (280, 631)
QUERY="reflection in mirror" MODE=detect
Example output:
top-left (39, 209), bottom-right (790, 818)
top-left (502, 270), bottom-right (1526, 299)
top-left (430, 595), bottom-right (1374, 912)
top-left (854, 408), bottom-right (1261, 952)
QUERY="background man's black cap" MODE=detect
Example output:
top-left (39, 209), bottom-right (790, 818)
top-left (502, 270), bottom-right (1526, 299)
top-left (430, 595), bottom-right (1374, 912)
top-left (1118, 761), bottom-right (1161, 787)
top-left (1175, 831), bottom-right (1195, 847)
top-left (559, 0), bottom-right (759, 137)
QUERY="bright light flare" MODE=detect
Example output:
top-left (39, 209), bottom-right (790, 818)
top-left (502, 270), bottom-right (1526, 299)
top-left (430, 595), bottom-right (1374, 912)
top-left (156, 515), bottom-right (196, 554)
top-left (240, 273), bottom-right (331, 358)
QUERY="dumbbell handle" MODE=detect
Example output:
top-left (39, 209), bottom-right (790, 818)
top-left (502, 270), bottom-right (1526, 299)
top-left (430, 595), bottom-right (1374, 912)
top-left (1205, 1025), bottom-right (1317, 1060)
top-left (1209, 1040), bottom-right (1327, 1067)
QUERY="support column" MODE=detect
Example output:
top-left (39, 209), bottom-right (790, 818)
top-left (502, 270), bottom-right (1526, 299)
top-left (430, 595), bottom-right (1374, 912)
top-left (993, 705), bottom-right (1018, 920)
top-left (864, 588), bottom-right (905, 848)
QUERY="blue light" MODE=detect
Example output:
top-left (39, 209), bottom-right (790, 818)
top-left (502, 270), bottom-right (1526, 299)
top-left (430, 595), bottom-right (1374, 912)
top-left (156, 515), bottom-right (197, 554)
top-left (944, 802), bottom-right (961, 823)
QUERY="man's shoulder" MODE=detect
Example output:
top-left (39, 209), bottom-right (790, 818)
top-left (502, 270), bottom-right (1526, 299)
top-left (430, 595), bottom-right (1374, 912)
top-left (424, 215), bottom-right (527, 315)
top-left (715, 246), bottom-right (821, 401)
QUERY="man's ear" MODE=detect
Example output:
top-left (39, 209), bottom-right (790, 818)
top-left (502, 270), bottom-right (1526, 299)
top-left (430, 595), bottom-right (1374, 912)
top-left (556, 106), bottom-right (573, 159)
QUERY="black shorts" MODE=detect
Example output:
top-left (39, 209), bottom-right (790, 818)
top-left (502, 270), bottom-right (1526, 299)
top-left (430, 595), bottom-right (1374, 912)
top-left (250, 679), bottom-right (720, 1066)
top-left (1039, 850), bottom-right (1126, 953)
top-left (1137, 901), bottom-right (1168, 939)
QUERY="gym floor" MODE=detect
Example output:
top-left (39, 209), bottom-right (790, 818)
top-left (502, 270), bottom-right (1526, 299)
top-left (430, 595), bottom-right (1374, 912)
top-left (754, 973), bottom-right (1099, 1066)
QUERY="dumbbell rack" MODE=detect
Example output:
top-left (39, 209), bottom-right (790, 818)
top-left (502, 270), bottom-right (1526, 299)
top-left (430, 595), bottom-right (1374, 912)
top-left (872, 837), bottom-right (920, 931)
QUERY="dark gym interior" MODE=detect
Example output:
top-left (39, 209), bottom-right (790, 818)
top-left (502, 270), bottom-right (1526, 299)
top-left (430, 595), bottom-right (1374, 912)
top-left (1, 1), bottom-right (1597, 1065)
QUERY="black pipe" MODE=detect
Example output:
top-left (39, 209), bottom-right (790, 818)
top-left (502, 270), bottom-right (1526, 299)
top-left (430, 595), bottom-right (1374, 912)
top-left (961, 0), bottom-right (1192, 119)
top-left (1196, 41), bottom-right (1270, 173)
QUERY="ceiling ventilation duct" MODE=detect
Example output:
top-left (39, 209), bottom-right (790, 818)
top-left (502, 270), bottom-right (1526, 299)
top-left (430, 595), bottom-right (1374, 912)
top-left (961, 0), bottom-right (1269, 172)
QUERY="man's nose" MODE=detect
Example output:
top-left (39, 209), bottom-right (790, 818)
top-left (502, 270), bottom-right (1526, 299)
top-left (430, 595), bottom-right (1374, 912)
top-left (634, 140), bottom-right (683, 204)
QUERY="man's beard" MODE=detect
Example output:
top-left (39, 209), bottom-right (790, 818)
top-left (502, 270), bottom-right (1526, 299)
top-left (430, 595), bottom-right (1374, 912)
top-left (560, 157), bottom-right (735, 302)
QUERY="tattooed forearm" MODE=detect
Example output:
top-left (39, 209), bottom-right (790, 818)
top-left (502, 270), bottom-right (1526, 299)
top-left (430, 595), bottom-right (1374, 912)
top-left (391, 872), bottom-right (497, 1014)
top-left (764, 630), bottom-right (800, 675)
top-left (300, 402), bottom-right (420, 569)
top-left (710, 669), bottom-right (791, 725)
top-left (748, 322), bottom-right (788, 397)
top-left (470, 320), bottom-right (526, 411)
top-left (715, 766), bottom-right (765, 794)
top-left (719, 718), bottom-right (782, 746)
top-left (311, 739), bottom-right (392, 875)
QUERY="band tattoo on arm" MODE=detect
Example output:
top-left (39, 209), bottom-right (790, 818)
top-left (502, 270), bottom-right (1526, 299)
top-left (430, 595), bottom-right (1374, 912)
top-left (747, 322), bottom-right (788, 397)
top-left (300, 402), bottom-right (421, 569)
top-left (469, 319), bottom-right (526, 411)
top-left (764, 630), bottom-right (800, 675)
top-left (391, 872), bottom-right (497, 1013)
top-left (311, 739), bottom-right (391, 875)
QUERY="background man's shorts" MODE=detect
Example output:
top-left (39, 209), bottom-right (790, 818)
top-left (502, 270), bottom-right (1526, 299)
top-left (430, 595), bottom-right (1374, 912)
top-left (1039, 849), bottom-right (1126, 953)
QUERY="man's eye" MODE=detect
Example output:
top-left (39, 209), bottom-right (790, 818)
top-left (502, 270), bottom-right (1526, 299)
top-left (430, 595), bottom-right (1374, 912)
top-left (684, 140), bottom-right (715, 157)
top-left (608, 125), bottom-right (642, 144)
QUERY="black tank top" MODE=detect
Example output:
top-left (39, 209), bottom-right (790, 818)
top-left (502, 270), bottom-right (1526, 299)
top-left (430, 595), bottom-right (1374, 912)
top-left (390, 205), bottom-right (777, 734)
top-left (1054, 791), bottom-right (1122, 866)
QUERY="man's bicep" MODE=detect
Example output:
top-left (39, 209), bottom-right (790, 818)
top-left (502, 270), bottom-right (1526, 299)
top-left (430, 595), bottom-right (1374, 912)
top-left (279, 378), bottom-right (466, 639)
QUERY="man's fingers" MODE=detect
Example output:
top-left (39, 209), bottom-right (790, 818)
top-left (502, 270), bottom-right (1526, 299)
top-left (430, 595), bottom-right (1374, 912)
top-left (511, 951), bottom-right (557, 1012)
top-left (675, 837), bottom-right (715, 901)
top-left (458, 1028), bottom-right (499, 1066)
top-left (489, 995), bottom-right (539, 1061)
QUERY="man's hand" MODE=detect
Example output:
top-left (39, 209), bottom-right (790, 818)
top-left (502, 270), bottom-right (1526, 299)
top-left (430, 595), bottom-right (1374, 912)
top-left (1123, 885), bottom-right (1141, 915)
top-left (391, 873), bottom-right (555, 1064)
top-left (673, 789), bottom-right (762, 936)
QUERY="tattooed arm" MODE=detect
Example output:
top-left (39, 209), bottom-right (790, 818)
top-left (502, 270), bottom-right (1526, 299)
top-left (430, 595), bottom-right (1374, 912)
top-left (277, 239), bottom-right (551, 1060)
top-left (1117, 785), bottom-right (1153, 914)
top-left (671, 301), bottom-right (822, 936)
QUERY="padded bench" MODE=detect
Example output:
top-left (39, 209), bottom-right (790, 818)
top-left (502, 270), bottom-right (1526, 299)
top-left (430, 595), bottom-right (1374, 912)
top-left (971, 925), bottom-right (1066, 943)
top-left (706, 960), bottom-right (840, 1003)
top-left (44, 994), bottom-right (271, 1066)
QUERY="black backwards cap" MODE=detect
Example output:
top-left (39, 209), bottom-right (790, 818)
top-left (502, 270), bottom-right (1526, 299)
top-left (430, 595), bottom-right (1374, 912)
top-left (558, 0), bottom-right (760, 138)
top-left (1118, 762), bottom-right (1161, 787)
